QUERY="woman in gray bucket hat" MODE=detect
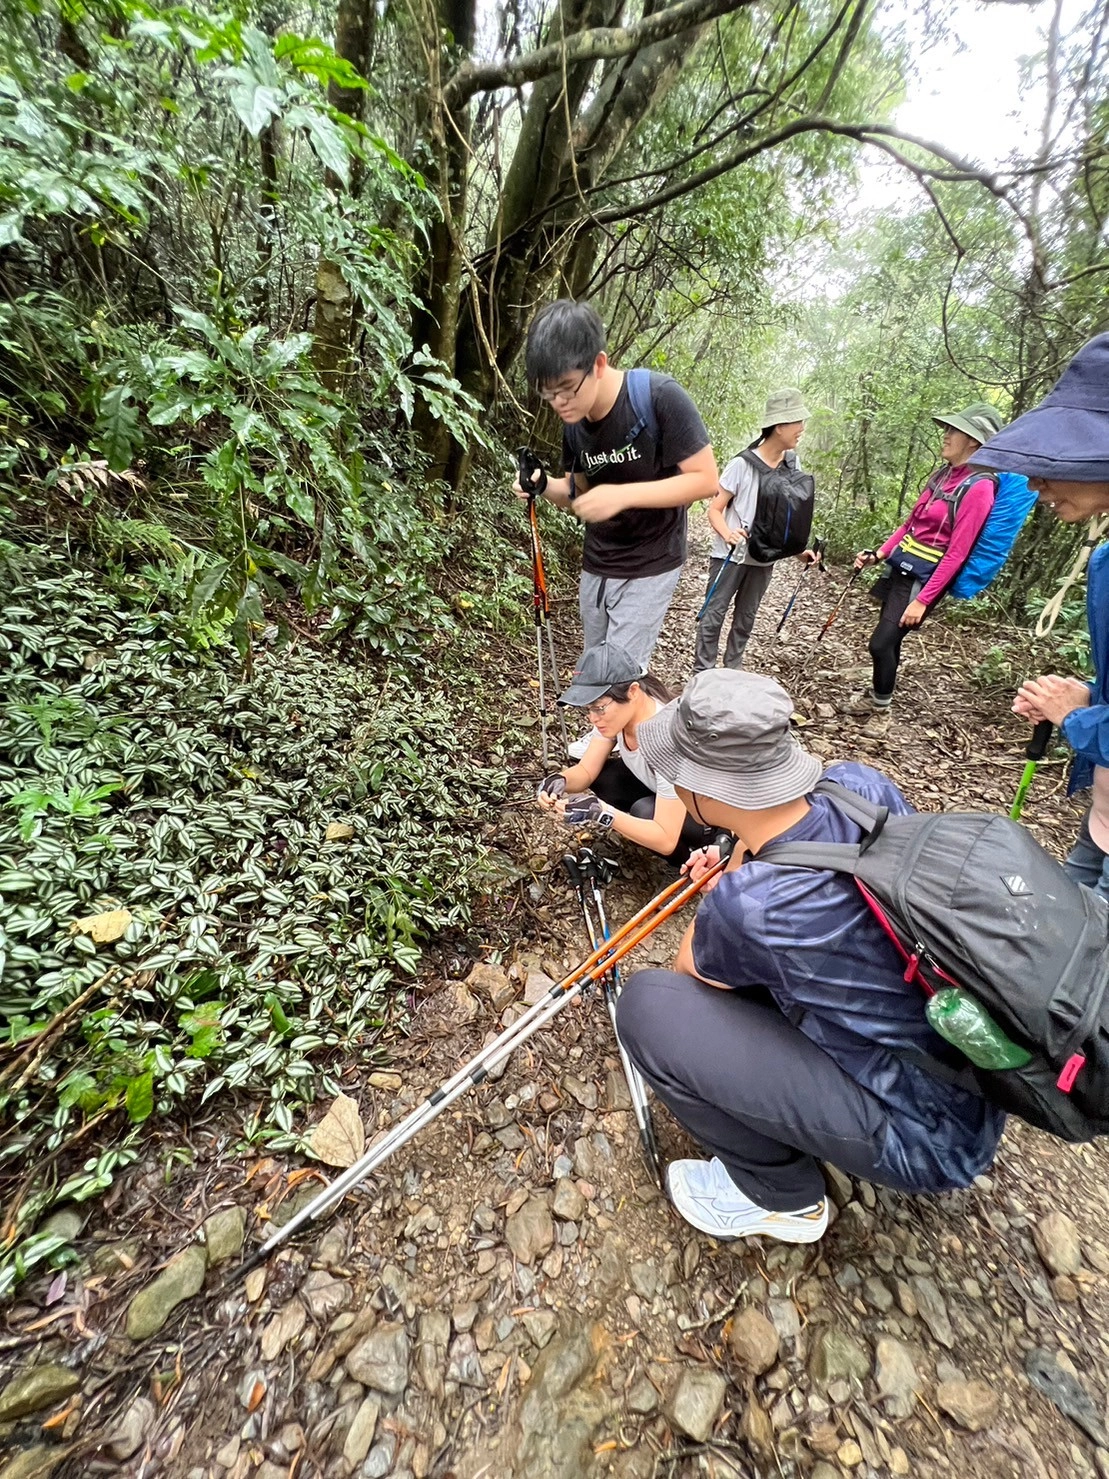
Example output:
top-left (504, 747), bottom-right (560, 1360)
top-left (846, 401), bottom-right (1003, 736)
top-left (972, 332), bottom-right (1109, 898)
top-left (610, 669), bottom-right (1003, 1244)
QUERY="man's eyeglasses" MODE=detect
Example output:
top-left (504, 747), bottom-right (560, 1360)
top-left (539, 369), bottom-right (591, 406)
top-left (585, 697), bottom-right (616, 718)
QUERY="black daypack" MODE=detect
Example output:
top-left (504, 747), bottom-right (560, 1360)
top-left (742, 449), bottom-right (816, 562)
top-left (759, 780), bottom-right (1109, 1142)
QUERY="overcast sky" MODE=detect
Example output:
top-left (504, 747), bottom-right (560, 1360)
top-left (860, 0), bottom-right (1073, 209)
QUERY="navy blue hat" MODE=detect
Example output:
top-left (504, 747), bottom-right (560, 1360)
top-left (972, 333), bottom-right (1109, 483)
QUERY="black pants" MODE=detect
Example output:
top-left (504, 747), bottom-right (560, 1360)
top-left (616, 969), bottom-right (896, 1210)
top-left (868, 571), bottom-right (930, 700)
top-left (591, 756), bottom-right (713, 866)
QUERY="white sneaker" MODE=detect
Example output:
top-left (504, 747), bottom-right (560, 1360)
top-left (567, 734), bottom-right (591, 760)
top-left (666, 1157), bottom-right (829, 1243)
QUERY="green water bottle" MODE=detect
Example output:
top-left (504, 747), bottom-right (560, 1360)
top-left (925, 987), bottom-right (1032, 1071)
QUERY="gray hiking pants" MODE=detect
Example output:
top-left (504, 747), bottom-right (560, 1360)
top-left (616, 969), bottom-right (895, 1211)
top-left (579, 567), bottom-right (683, 672)
top-left (693, 558), bottom-right (773, 672)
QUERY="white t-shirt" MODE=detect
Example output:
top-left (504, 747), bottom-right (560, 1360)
top-left (711, 449), bottom-right (803, 565)
top-left (589, 701), bottom-right (678, 800)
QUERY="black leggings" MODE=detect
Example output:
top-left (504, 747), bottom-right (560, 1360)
top-left (868, 571), bottom-right (931, 700)
top-left (591, 755), bottom-right (713, 866)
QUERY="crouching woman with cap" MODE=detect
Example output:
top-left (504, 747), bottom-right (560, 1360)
top-left (848, 403), bottom-right (1003, 737)
top-left (613, 670), bottom-right (1004, 1243)
top-left (536, 642), bottom-right (712, 863)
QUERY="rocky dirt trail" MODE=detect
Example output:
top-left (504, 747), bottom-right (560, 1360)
top-left (5, 526), bottom-right (1109, 1479)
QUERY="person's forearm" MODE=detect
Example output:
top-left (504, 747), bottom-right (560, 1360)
top-left (561, 760), bottom-right (594, 791)
top-left (707, 502), bottom-right (735, 540)
top-left (610, 809), bottom-right (680, 855)
top-left (542, 475), bottom-right (575, 509)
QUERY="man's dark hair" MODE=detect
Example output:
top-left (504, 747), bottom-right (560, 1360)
top-left (525, 300), bottom-right (606, 387)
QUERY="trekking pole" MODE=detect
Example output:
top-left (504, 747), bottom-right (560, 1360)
top-left (696, 535), bottom-right (746, 622)
top-left (517, 448), bottom-right (569, 767)
top-left (573, 847), bottom-right (663, 1187)
top-left (1010, 720), bottom-right (1054, 821)
top-left (816, 552), bottom-right (875, 641)
top-left (226, 857), bottom-right (727, 1283)
top-left (776, 538), bottom-right (825, 635)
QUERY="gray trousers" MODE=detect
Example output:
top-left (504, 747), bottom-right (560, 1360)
top-left (579, 567), bottom-right (683, 671)
top-left (615, 969), bottom-right (894, 1211)
top-left (693, 558), bottom-right (773, 672)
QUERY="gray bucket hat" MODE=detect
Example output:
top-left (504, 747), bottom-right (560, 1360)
top-left (933, 401), bottom-right (1004, 446)
top-left (559, 642), bottom-right (643, 707)
top-left (637, 670), bottom-right (822, 810)
top-left (761, 387), bottom-right (810, 428)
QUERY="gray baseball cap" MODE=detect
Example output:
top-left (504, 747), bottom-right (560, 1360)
top-left (762, 387), bottom-right (811, 428)
top-left (559, 642), bottom-right (644, 707)
top-left (637, 670), bottom-right (822, 810)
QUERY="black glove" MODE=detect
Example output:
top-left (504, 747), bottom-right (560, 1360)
top-left (563, 794), bottom-right (615, 829)
top-left (537, 774), bottom-right (567, 801)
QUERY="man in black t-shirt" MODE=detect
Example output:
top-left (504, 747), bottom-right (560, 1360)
top-left (517, 300), bottom-right (717, 670)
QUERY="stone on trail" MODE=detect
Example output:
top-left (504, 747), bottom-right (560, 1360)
top-left (729, 1307), bottom-right (780, 1374)
top-left (666, 1367), bottom-right (727, 1442)
top-left (809, 1328), bottom-right (870, 1389)
top-left (0, 1363), bottom-right (81, 1421)
top-left (0, 1447), bottom-right (67, 1479)
top-left (1033, 1211), bottom-right (1083, 1277)
top-left (523, 969), bottom-right (556, 1006)
top-left (908, 1275), bottom-right (954, 1347)
top-left (513, 1324), bottom-right (610, 1479)
top-left (261, 1299), bottom-right (307, 1360)
top-left (875, 1336), bottom-right (922, 1418)
top-left (341, 1395), bottom-right (381, 1467)
top-left (106, 1395), bottom-right (156, 1461)
top-left (627, 1377), bottom-right (658, 1415)
top-left (466, 962), bottom-right (516, 1013)
top-left (506, 1195), bottom-right (554, 1266)
top-left (345, 1322), bottom-right (410, 1395)
top-left (125, 1245), bottom-right (208, 1340)
top-left (202, 1206), bottom-right (246, 1265)
top-left (446, 1333), bottom-right (487, 1387)
top-left (811, 1466), bottom-right (842, 1479)
top-left (822, 1164), bottom-right (854, 1208)
top-left (552, 1178), bottom-right (586, 1222)
top-left (741, 1394), bottom-right (774, 1457)
top-left (416, 1310), bottom-right (451, 1396)
top-left (522, 1309), bottom-right (558, 1349)
top-left (936, 1377), bottom-right (1000, 1431)
top-left (300, 1269), bottom-right (352, 1321)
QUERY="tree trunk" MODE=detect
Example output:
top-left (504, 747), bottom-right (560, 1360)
top-left (312, 0), bottom-right (377, 391)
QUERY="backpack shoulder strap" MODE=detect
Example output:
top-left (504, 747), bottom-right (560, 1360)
top-left (624, 369), bottom-right (659, 447)
top-left (757, 780), bottom-right (889, 871)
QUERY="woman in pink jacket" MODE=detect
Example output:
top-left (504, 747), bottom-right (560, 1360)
top-left (847, 403), bottom-right (1003, 735)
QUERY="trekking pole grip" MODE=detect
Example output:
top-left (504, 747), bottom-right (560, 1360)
top-left (1027, 720), bottom-right (1053, 761)
top-left (561, 852), bottom-right (584, 888)
top-left (516, 446), bottom-right (547, 499)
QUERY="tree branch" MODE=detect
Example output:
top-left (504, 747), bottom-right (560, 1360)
top-left (444, 0), bottom-right (759, 105)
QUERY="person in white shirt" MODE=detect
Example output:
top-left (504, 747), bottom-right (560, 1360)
top-left (694, 388), bottom-right (813, 672)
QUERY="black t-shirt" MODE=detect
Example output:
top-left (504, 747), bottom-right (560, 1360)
top-left (562, 371), bottom-right (711, 578)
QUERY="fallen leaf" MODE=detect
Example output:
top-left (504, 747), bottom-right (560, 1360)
top-left (309, 1093), bottom-right (366, 1168)
top-left (70, 908), bottom-right (132, 943)
top-left (244, 1267), bottom-right (266, 1302)
top-left (325, 822), bottom-right (354, 841)
top-left (247, 1380), bottom-right (266, 1413)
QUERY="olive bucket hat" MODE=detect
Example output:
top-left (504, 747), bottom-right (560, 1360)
top-left (761, 387), bottom-right (811, 428)
top-left (933, 401), bottom-right (1004, 446)
top-left (637, 670), bottom-right (822, 810)
top-left (971, 333), bottom-right (1109, 483)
